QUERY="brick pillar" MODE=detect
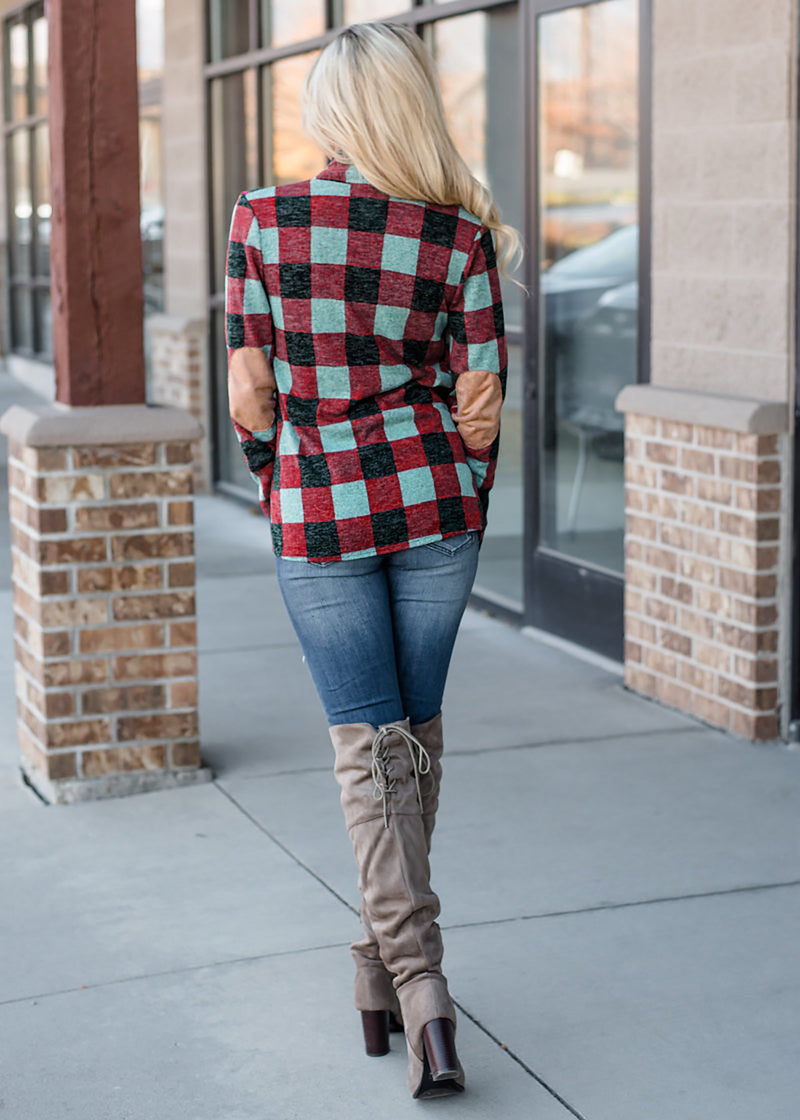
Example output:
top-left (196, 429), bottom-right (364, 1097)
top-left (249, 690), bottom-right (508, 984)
top-left (616, 385), bottom-right (790, 741)
top-left (0, 403), bottom-right (211, 803)
top-left (147, 315), bottom-right (210, 492)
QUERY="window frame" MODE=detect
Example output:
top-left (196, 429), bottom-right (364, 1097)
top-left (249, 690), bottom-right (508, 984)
top-left (520, 0), bottom-right (652, 657)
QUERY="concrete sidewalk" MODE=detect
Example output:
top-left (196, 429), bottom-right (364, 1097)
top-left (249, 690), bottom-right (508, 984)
top-left (1, 374), bottom-right (799, 1119)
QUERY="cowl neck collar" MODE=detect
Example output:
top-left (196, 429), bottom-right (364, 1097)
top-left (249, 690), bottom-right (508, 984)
top-left (315, 159), bottom-right (370, 186)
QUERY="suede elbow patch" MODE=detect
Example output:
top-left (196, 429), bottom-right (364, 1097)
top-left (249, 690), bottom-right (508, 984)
top-left (454, 370), bottom-right (502, 451)
top-left (228, 347), bottom-right (277, 432)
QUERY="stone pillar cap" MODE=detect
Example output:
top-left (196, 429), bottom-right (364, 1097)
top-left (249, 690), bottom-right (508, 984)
top-left (0, 402), bottom-right (204, 448)
top-left (615, 384), bottom-right (789, 435)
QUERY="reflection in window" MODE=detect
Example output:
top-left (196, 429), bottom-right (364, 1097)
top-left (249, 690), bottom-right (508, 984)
top-left (10, 129), bottom-right (32, 278)
top-left (210, 71), bottom-right (259, 281)
top-left (433, 10), bottom-right (523, 328)
top-left (137, 0), bottom-right (165, 325)
top-left (36, 291), bottom-right (53, 359)
top-left (4, 0), bottom-right (167, 359)
top-left (5, 5), bottom-right (46, 357)
top-left (34, 124), bottom-right (50, 277)
top-left (270, 53), bottom-right (324, 185)
top-left (11, 289), bottom-right (34, 353)
top-left (213, 308), bottom-right (255, 493)
top-left (538, 0), bottom-right (638, 575)
top-left (343, 0), bottom-right (409, 22)
top-left (6, 19), bottom-right (28, 121)
top-left (434, 14), bottom-right (487, 188)
top-left (137, 0), bottom-right (164, 76)
top-left (208, 0), bottom-right (251, 61)
top-left (140, 111), bottom-right (164, 314)
top-left (540, 1), bottom-right (638, 265)
top-left (432, 7), bottom-right (524, 608)
top-left (266, 1), bottom-right (325, 48)
top-left (32, 13), bottom-right (46, 115)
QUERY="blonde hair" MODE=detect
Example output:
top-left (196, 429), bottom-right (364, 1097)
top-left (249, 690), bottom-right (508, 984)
top-left (302, 22), bottom-right (522, 279)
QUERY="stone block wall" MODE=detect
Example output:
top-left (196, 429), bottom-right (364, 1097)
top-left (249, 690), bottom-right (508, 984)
top-left (3, 404), bottom-right (209, 801)
top-left (618, 389), bottom-right (789, 740)
top-left (148, 315), bottom-right (210, 491)
top-left (651, 0), bottom-right (796, 402)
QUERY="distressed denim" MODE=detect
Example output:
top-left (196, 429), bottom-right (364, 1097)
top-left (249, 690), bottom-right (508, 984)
top-left (276, 532), bottom-right (479, 727)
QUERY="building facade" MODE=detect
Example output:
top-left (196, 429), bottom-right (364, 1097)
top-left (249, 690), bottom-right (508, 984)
top-left (1, 0), bottom-right (798, 741)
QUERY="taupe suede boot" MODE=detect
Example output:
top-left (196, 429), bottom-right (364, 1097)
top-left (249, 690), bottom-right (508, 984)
top-left (329, 719), bottom-right (464, 1098)
top-left (349, 712), bottom-right (444, 1017)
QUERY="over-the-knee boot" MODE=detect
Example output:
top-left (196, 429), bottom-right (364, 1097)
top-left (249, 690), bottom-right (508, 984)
top-left (349, 713), bottom-right (444, 1018)
top-left (329, 719), bottom-right (464, 1097)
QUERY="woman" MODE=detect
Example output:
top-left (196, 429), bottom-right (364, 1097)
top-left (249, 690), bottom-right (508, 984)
top-left (225, 21), bottom-right (519, 1100)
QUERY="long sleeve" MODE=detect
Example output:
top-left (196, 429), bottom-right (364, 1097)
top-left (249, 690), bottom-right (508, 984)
top-left (225, 192), bottom-right (277, 513)
top-left (447, 227), bottom-right (508, 527)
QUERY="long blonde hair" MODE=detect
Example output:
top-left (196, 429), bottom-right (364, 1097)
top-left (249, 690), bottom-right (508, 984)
top-left (302, 22), bottom-right (522, 279)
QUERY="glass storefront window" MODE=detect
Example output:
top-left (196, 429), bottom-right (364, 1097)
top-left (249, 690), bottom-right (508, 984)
top-left (137, 0), bottom-right (165, 324)
top-left (32, 11), bottom-right (46, 115)
top-left (269, 52), bottom-right (324, 184)
top-left (140, 111), bottom-right (164, 314)
top-left (10, 288), bottom-right (34, 352)
top-left (266, 1), bottom-right (325, 48)
top-left (432, 5), bottom-right (524, 607)
top-left (136, 0), bottom-right (164, 75)
top-left (213, 308), bottom-right (256, 492)
top-left (33, 123), bottom-right (50, 277)
top-left (343, 0), bottom-right (411, 21)
top-left (433, 7), bottom-right (523, 328)
top-left (10, 129), bottom-right (32, 278)
top-left (434, 14), bottom-right (488, 188)
top-left (35, 290), bottom-right (53, 359)
top-left (538, 0), bottom-right (638, 576)
top-left (210, 70), bottom-right (259, 283)
top-left (6, 18), bottom-right (28, 121)
top-left (208, 0), bottom-right (251, 61)
top-left (4, 0), bottom-right (166, 359)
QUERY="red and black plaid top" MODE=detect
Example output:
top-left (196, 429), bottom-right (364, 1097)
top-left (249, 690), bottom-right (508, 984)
top-left (225, 159), bottom-right (507, 562)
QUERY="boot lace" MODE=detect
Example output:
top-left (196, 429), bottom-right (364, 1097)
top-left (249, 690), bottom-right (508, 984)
top-left (370, 724), bottom-right (431, 829)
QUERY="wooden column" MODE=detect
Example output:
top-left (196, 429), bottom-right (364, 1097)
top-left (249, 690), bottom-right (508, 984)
top-left (48, 0), bottom-right (146, 406)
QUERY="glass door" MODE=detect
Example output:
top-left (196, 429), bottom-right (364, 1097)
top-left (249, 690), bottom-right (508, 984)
top-left (525, 0), bottom-right (646, 658)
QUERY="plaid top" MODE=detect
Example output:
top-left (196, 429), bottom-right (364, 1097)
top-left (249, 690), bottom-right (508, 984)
top-left (225, 159), bottom-right (507, 562)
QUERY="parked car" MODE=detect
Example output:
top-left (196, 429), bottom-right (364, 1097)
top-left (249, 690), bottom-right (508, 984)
top-left (540, 224), bottom-right (638, 450)
top-left (558, 278), bottom-right (638, 451)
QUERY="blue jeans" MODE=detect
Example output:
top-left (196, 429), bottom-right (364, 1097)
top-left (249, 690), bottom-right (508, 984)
top-left (276, 532), bottom-right (479, 727)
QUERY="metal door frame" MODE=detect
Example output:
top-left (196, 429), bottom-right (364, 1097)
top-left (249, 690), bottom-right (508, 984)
top-left (518, 0), bottom-right (651, 660)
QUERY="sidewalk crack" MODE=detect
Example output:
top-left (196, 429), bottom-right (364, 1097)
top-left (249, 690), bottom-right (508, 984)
top-left (444, 877), bottom-right (800, 932)
top-left (454, 1000), bottom-right (588, 1119)
top-left (0, 940), bottom-right (352, 1008)
top-left (213, 779), bottom-right (359, 917)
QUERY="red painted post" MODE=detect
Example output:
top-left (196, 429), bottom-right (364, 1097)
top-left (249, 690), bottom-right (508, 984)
top-left (47, 0), bottom-right (146, 406)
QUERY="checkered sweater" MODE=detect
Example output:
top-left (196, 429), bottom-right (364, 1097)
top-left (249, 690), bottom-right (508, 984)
top-left (225, 159), bottom-right (507, 562)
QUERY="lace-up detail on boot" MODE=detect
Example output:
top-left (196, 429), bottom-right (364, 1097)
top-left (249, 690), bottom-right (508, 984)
top-left (370, 724), bottom-right (431, 828)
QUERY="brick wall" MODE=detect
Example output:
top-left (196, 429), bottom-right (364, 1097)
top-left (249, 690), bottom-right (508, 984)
top-left (4, 408), bottom-right (209, 801)
top-left (622, 411), bottom-right (786, 739)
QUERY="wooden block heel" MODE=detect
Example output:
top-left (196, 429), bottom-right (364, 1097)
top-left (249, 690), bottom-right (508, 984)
top-left (412, 1018), bottom-right (464, 1099)
top-left (423, 1018), bottom-right (460, 1080)
top-left (361, 1009), bottom-right (390, 1056)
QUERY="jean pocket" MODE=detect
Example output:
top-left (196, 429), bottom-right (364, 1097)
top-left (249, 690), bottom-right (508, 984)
top-left (425, 532), bottom-right (477, 556)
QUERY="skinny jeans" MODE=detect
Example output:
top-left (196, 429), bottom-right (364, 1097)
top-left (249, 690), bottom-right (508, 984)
top-left (276, 532), bottom-right (479, 727)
